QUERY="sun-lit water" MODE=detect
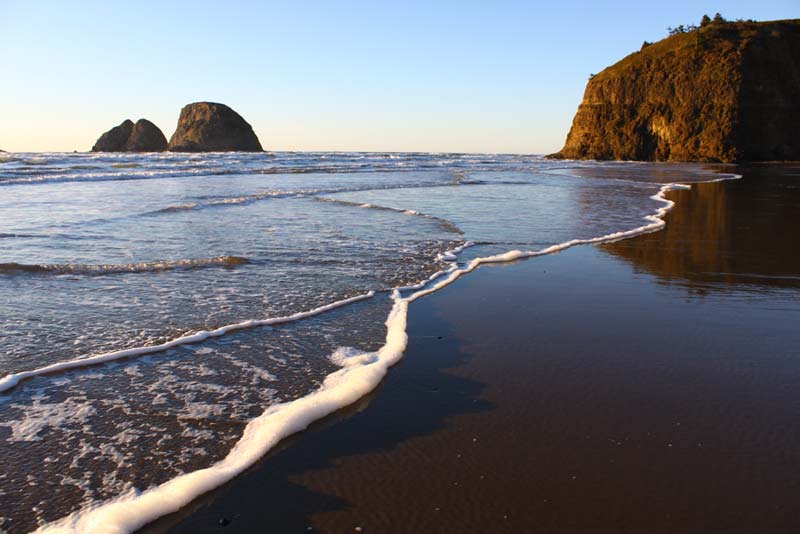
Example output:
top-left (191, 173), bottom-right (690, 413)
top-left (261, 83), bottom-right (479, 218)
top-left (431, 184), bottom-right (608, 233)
top-left (0, 152), bottom-right (736, 532)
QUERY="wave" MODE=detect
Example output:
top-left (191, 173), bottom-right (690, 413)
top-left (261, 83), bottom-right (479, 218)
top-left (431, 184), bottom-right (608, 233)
top-left (147, 203), bottom-right (200, 214)
top-left (0, 292), bottom-right (376, 398)
top-left (0, 152), bottom-right (546, 187)
top-left (21, 157), bottom-right (50, 165)
top-left (315, 197), bottom-right (464, 235)
top-left (0, 232), bottom-right (45, 239)
top-left (0, 255), bottom-right (249, 276)
top-left (140, 182), bottom-right (466, 218)
top-left (30, 173), bottom-right (740, 534)
top-left (110, 163), bottom-right (142, 169)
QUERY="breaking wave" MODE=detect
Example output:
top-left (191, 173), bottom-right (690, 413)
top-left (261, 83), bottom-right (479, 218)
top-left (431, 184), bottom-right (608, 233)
top-left (0, 255), bottom-right (250, 276)
top-left (315, 196), bottom-right (464, 235)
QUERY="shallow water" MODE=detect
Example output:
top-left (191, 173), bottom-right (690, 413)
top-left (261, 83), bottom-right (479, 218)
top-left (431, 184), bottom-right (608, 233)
top-left (0, 152), bottom-right (737, 533)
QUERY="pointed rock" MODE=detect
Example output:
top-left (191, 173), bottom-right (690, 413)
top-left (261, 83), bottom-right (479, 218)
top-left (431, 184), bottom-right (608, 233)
top-left (168, 102), bottom-right (262, 152)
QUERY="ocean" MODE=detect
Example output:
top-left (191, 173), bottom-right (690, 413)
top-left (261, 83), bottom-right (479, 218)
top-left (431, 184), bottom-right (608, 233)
top-left (0, 152), bottom-right (737, 533)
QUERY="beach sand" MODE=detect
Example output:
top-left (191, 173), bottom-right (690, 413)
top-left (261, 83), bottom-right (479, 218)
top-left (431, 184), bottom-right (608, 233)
top-left (142, 164), bottom-right (800, 534)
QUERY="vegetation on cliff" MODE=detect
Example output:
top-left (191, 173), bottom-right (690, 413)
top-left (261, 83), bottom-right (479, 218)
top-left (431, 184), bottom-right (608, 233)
top-left (551, 17), bottom-right (800, 162)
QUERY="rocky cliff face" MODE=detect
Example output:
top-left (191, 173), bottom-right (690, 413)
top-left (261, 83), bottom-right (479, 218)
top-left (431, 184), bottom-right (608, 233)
top-left (91, 119), bottom-right (167, 152)
top-left (168, 102), bottom-right (262, 152)
top-left (551, 19), bottom-right (800, 162)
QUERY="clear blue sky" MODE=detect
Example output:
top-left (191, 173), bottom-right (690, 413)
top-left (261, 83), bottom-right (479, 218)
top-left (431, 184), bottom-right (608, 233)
top-left (1, 0), bottom-right (796, 153)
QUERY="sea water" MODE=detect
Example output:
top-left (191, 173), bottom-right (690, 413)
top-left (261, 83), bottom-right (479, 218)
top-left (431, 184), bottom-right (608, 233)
top-left (0, 152), bottom-right (736, 533)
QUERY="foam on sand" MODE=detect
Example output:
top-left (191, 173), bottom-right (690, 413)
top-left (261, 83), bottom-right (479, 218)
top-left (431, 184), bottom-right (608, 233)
top-left (33, 176), bottom-right (739, 533)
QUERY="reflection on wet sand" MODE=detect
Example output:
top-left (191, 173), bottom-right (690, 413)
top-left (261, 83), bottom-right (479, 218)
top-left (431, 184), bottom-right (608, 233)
top-left (601, 164), bottom-right (800, 294)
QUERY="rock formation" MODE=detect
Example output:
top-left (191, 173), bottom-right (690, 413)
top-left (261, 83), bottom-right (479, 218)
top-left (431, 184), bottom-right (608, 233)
top-left (91, 119), bottom-right (167, 152)
top-left (92, 120), bottom-right (134, 152)
top-left (125, 119), bottom-right (168, 152)
top-left (550, 19), bottom-right (800, 162)
top-left (167, 102), bottom-right (262, 152)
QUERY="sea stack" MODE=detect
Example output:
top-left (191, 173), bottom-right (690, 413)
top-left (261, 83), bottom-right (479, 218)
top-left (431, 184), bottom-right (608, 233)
top-left (91, 119), bottom-right (168, 152)
top-left (550, 19), bottom-right (800, 162)
top-left (167, 102), bottom-right (263, 152)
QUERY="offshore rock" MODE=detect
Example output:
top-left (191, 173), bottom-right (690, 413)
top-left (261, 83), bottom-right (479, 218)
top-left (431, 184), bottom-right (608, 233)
top-left (126, 119), bottom-right (168, 152)
top-left (550, 19), bottom-right (800, 162)
top-left (91, 119), bottom-right (167, 152)
top-left (168, 102), bottom-right (263, 152)
top-left (92, 120), bottom-right (134, 152)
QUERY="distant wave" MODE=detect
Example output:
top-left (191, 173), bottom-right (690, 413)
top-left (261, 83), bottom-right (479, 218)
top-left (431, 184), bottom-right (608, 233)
top-left (21, 157), bottom-right (49, 165)
top-left (148, 203), bottom-right (200, 214)
top-left (0, 255), bottom-right (249, 276)
top-left (110, 163), bottom-right (142, 169)
top-left (141, 182), bottom-right (467, 217)
top-left (315, 197), bottom-right (464, 235)
top-left (0, 233), bottom-right (45, 239)
top-left (0, 151), bottom-right (548, 187)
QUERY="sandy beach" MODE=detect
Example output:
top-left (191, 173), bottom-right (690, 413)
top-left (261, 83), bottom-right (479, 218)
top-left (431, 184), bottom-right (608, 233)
top-left (137, 164), bottom-right (800, 533)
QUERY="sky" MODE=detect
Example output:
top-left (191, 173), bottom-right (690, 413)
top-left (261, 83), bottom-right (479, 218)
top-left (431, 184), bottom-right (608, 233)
top-left (1, 0), bottom-right (797, 154)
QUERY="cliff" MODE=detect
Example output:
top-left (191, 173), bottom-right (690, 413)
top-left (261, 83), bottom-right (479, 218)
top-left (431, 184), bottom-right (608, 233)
top-left (168, 102), bottom-right (262, 152)
top-left (550, 19), bottom-right (800, 162)
top-left (92, 119), bottom-right (167, 152)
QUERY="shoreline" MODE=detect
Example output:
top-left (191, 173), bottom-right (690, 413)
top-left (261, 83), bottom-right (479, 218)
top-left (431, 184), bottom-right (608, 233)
top-left (35, 170), bottom-right (713, 532)
top-left (140, 164), bottom-right (800, 533)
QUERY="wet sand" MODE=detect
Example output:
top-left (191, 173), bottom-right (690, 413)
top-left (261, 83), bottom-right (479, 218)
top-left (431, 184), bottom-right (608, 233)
top-left (143, 164), bottom-right (800, 533)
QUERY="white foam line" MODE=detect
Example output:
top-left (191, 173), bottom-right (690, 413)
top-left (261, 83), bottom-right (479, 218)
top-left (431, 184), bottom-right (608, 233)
top-left (435, 241), bottom-right (473, 263)
top-left (406, 182), bottom-right (701, 302)
top-left (35, 176), bottom-right (740, 534)
top-left (0, 291), bottom-right (375, 394)
top-left (35, 290), bottom-right (410, 534)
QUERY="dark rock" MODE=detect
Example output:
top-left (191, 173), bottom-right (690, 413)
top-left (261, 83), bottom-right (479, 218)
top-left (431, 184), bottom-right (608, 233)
top-left (91, 119), bottom-right (167, 152)
top-left (92, 120), bottom-right (134, 152)
top-left (550, 19), bottom-right (800, 162)
top-left (168, 102), bottom-right (262, 152)
top-left (126, 119), bottom-right (168, 152)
